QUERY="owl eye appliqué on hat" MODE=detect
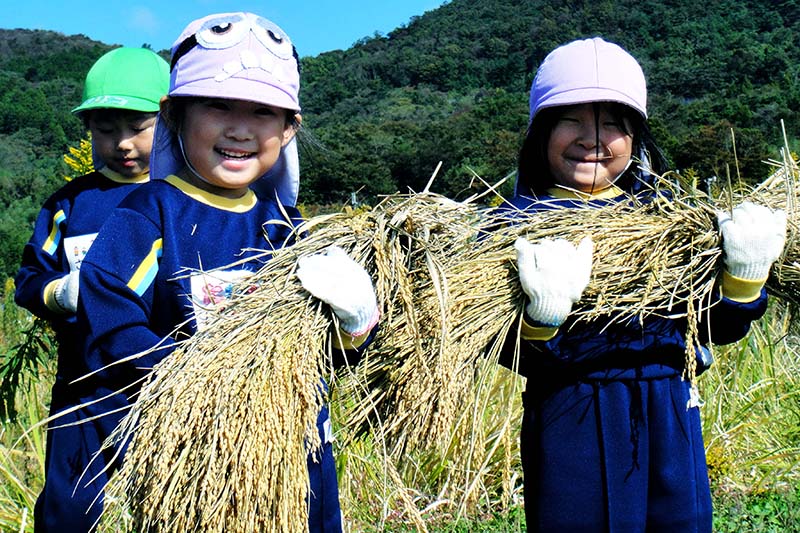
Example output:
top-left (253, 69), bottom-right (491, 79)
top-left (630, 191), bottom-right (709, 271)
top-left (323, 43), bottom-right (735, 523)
top-left (194, 13), bottom-right (294, 60)
top-left (250, 16), bottom-right (294, 59)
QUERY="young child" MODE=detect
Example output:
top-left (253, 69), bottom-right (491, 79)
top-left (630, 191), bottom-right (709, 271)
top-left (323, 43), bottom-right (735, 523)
top-left (13, 46), bottom-right (169, 532)
top-left (73, 12), bottom-right (378, 532)
top-left (499, 37), bottom-right (786, 531)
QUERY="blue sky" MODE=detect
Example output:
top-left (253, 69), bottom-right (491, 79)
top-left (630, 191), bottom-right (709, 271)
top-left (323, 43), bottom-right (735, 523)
top-left (2, 0), bottom-right (448, 57)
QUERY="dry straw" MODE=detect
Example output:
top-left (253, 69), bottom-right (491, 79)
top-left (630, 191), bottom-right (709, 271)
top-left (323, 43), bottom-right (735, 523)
top-left (100, 157), bottom-right (799, 531)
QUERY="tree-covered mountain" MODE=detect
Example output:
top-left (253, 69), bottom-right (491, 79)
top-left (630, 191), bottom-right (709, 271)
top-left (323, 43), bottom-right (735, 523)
top-left (0, 30), bottom-right (117, 280)
top-left (1, 0), bottom-right (799, 280)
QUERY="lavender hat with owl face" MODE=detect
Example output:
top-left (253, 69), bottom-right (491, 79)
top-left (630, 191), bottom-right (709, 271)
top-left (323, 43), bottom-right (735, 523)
top-left (150, 12), bottom-right (301, 206)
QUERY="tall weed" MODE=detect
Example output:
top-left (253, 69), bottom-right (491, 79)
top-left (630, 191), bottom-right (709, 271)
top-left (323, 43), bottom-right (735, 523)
top-left (0, 380), bottom-right (49, 533)
top-left (702, 302), bottom-right (800, 530)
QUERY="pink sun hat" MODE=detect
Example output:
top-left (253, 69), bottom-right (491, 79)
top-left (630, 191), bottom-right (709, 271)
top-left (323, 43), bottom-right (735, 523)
top-left (528, 37), bottom-right (647, 122)
top-left (168, 12), bottom-right (300, 111)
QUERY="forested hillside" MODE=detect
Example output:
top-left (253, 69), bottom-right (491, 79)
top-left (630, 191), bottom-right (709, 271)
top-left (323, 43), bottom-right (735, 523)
top-left (0, 30), bottom-right (116, 280)
top-left (299, 0), bottom-right (800, 202)
top-left (1, 0), bottom-right (799, 280)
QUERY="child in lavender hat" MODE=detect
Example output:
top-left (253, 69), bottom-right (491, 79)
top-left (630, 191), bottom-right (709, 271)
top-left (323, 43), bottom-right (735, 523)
top-left (496, 37), bottom-right (786, 532)
top-left (72, 12), bottom-right (379, 532)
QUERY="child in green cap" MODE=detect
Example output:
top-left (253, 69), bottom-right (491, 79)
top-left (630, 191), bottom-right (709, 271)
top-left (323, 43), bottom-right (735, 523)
top-left (14, 46), bottom-right (169, 532)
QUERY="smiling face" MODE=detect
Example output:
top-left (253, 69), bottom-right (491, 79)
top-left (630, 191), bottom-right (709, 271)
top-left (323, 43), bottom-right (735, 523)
top-left (546, 103), bottom-right (634, 193)
top-left (88, 109), bottom-right (158, 178)
top-left (178, 98), bottom-right (298, 198)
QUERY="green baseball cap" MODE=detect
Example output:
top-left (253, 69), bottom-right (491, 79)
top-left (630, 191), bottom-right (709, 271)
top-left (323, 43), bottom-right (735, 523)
top-left (72, 47), bottom-right (170, 115)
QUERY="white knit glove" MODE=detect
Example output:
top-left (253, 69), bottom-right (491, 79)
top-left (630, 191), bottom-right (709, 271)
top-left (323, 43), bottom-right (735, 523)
top-left (515, 236), bottom-right (593, 326)
top-left (717, 201), bottom-right (787, 280)
top-left (297, 246), bottom-right (379, 336)
top-left (54, 271), bottom-right (80, 313)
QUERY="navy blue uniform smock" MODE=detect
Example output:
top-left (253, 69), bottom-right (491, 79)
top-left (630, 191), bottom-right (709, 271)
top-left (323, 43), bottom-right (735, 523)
top-left (28, 176), bottom-right (354, 532)
top-left (497, 190), bottom-right (767, 533)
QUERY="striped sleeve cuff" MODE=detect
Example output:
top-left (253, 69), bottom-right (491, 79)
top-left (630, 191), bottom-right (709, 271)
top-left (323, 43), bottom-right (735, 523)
top-left (719, 270), bottom-right (766, 303)
top-left (332, 327), bottom-right (372, 350)
top-left (43, 278), bottom-right (66, 313)
top-left (520, 314), bottom-right (559, 341)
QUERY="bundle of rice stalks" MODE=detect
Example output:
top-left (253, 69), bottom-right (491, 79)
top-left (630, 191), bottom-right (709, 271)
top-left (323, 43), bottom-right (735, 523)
top-left (100, 160), bottom-right (799, 530)
top-left (348, 183), bottom-right (725, 462)
top-left (100, 193), bottom-right (485, 532)
top-left (757, 155), bottom-right (800, 306)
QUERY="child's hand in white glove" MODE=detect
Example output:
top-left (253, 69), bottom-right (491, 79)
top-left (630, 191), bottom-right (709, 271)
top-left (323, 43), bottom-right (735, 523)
top-left (717, 201), bottom-right (787, 280)
top-left (297, 246), bottom-right (379, 336)
top-left (515, 236), bottom-right (593, 326)
top-left (54, 270), bottom-right (80, 313)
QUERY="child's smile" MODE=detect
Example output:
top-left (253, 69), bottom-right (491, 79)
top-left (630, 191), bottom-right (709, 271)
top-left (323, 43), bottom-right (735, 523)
top-left (215, 147), bottom-right (259, 171)
top-left (216, 147), bottom-right (255, 161)
top-left (179, 98), bottom-right (297, 198)
top-left (547, 103), bottom-right (633, 193)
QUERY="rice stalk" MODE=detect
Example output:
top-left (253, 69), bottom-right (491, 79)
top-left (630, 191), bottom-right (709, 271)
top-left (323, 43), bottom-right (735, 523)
top-left (348, 184), bottom-right (728, 461)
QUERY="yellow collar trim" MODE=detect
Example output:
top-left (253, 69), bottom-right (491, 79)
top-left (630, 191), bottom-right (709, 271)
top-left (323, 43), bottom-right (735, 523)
top-left (100, 167), bottom-right (150, 184)
top-left (165, 175), bottom-right (257, 212)
top-left (546, 185), bottom-right (624, 200)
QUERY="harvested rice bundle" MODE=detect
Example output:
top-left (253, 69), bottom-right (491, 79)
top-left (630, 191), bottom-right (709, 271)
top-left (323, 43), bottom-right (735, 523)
top-left (349, 184), bottom-right (726, 459)
top-left (501, 191), bottom-right (721, 324)
top-left (343, 170), bottom-right (799, 457)
top-left (755, 157), bottom-right (800, 306)
top-left (336, 202), bottom-right (496, 451)
top-left (100, 193), bottom-right (480, 532)
top-left (101, 256), bottom-right (333, 532)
